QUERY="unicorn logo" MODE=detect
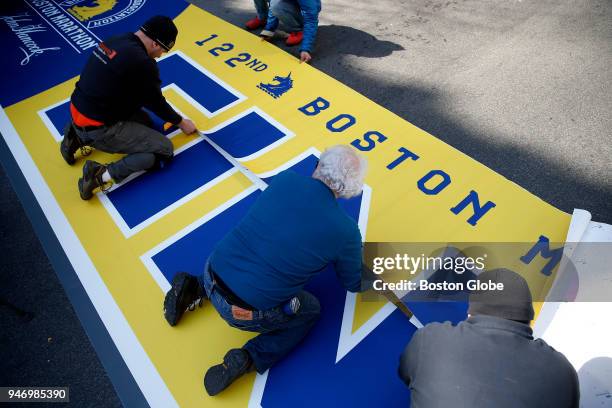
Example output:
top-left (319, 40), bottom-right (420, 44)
top-left (257, 72), bottom-right (293, 99)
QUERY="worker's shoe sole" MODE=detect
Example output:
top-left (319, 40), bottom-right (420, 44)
top-left (60, 123), bottom-right (80, 165)
top-left (78, 160), bottom-right (106, 200)
top-left (204, 349), bottom-right (253, 396)
top-left (163, 272), bottom-right (204, 326)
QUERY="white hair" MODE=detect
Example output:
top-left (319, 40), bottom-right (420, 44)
top-left (313, 145), bottom-right (367, 198)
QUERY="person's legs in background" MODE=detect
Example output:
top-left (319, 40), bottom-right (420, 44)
top-left (269, 0), bottom-right (304, 45)
top-left (270, 0), bottom-right (303, 33)
top-left (246, 0), bottom-right (269, 30)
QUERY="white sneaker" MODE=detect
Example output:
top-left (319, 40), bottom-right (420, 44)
top-left (259, 29), bottom-right (275, 39)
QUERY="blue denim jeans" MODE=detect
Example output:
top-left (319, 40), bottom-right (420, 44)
top-left (253, 0), bottom-right (269, 20)
top-left (270, 0), bottom-right (304, 32)
top-left (198, 262), bottom-right (321, 373)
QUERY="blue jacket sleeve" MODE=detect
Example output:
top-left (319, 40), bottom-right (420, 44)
top-left (298, 0), bottom-right (321, 53)
top-left (333, 223), bottom-right (364, 293)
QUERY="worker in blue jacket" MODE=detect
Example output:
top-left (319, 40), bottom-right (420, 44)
top-left (256, 0), bottom-right (321, 63)
top-left (163, 145), bottom-right (369, 396)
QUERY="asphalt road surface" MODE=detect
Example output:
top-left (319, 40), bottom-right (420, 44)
top-left (1, 0), bottom-right (610, 406)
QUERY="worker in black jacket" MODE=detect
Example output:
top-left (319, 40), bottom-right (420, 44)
top-left (399, 268), bottom-right (579, 408)
top-left (60, 15), bottom-right (198, 200)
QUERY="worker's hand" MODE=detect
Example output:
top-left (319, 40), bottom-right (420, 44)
top-left (300, 51), bottom-right (312, 63)
top-left (179, 118), bottom-right (198, 135)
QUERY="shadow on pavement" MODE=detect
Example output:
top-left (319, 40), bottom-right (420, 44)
top-left (315, 25), bottom-right (405, 58)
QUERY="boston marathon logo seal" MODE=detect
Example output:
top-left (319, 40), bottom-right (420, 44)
top-left (67, 0), bottom-right (118, 22)
top-left (59, 0), bottom-right (146, 28)
top-left (16, 0), bottom-right (148, 57)
top-left (257, 72), bottom-right (293, 99)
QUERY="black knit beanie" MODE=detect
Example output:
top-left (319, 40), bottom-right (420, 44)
top-left (468, 268), bottom-right (535, 323)
top-left (140, 15), bottom-right (177, 51)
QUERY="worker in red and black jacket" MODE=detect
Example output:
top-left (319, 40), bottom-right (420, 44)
top-left (60, 15), bottom-right (198, 200)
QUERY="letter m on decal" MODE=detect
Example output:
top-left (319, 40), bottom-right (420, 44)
top-left (520, 235), bottom-right (563, 276)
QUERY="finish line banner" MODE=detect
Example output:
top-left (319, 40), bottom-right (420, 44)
top-left (0, 4), bottom-right (571, 407)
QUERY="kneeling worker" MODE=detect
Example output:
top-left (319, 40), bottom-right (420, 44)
top-left (258, 0), bottom-right (321, 63)
top-left (60, 15), bottom-right (198, 200)
top-left (399, 268), bottom-right (579, 408)
top-left (164, 145), bottom-right (368, 395)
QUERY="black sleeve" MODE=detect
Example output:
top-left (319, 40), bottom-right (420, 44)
top-left (140, 60), bottom-right (182, 125)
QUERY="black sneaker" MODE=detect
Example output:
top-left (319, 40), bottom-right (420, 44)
top-left (78, 160), bottom-right (106, 200)
top-left (163, 272), bottom-right (204, 326)
top-left (60, 123), bottom-right (80, 165)
top-left (204, 349), bottom-right (254, 396)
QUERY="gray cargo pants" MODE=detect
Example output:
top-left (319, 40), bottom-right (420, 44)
top-left (73, 110), bottom-right (173, 183)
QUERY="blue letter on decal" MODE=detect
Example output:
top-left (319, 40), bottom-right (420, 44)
top-left (351, 131), bottom-right (388, 152)
top-left (450, 190), bottom-right (496, 226)
top-left (417, 170), bottom-right (451, 195)
top-left (387, 147), bottom-right (419, 170)
top-left (326, 114), bottom-right (356, 133)
top-left (298, 97), bottom-right (330, 116)
top-left (520, 235), bottom-right (563, 276)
